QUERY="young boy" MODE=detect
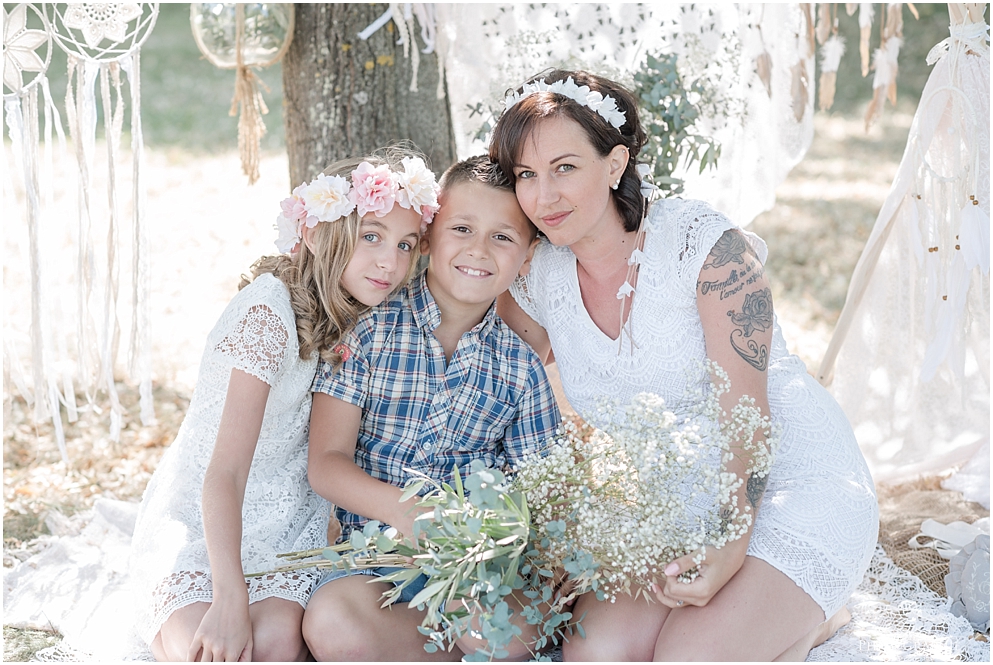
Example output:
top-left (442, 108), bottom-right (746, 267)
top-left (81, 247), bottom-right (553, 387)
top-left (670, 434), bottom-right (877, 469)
top-left (303, 156), bottom-right (561, 661)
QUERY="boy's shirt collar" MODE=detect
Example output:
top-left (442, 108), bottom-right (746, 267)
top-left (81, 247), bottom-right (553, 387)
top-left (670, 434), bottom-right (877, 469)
top-left (410, 271), bottom-right (498, 341)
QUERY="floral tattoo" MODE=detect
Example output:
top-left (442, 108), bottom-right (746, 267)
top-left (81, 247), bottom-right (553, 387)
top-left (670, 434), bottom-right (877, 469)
top-left (702, 230), bottom-right (748, 269)
top-left (726, 288), bottom-right (773, 371)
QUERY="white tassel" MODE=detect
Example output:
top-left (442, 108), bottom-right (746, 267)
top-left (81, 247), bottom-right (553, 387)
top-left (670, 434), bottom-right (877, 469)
top-left (120, 53), bottom-right (156, 426)
top-left (958, 203), bottom-right (991, 275)
top-left (4, 95), bottom-right (46, 420)
top-left (412, 3), bottom-right (436, 54)
top-left (4, 338), bottom-right (34, 409)
top-left (908, 197), bottom-right (925, 268)
top-left (628, 248), bottom-right (646, 266)
top-left (98, 63), bottom-right (125, 441)
top-left (65, 56), bottom-right (101, 405)
top-left (616, 281), bottom-right (635, 299)
top-left (40, 78), bottom-right (78, 425)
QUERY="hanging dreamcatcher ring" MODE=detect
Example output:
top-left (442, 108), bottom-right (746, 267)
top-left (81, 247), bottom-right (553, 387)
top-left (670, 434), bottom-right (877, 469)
top-left (46, 3), bottom-right (159, 63)
top-left (2, 3), bottom-right (54, 100)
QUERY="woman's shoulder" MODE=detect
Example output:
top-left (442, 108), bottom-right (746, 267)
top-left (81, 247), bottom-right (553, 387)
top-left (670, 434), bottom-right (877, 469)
top-left (647, 197), bottom-right (731, 235)
top-left (648, 198), bottom-right (767, 262)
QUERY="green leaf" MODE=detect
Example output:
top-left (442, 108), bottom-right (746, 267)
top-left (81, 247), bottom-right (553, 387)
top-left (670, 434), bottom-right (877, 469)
top-left (349, 530), bottom-right (367, 550)
top-left (400, 479), bottom-right (427, 503)
top-left (407, 580), bottom-right (451, 608)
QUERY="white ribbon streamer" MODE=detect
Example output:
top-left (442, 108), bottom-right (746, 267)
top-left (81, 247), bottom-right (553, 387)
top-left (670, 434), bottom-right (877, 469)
top-left (121, 52), bottom-right (156, 426)
top-left (357, 8), bottom-right (393, 41)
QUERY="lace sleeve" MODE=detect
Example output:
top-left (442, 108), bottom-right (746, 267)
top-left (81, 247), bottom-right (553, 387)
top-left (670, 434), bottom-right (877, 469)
top-left (671, 200), bottom-right (740, 294)
top-left (215, 303), bottom-right (291, 386)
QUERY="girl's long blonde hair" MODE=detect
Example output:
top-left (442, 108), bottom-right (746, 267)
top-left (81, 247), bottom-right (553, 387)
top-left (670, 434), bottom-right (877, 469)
top-left (240, 148), bottom-right (426, 369)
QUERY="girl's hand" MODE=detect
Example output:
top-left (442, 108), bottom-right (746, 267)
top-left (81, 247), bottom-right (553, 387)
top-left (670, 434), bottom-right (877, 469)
top-left (651, 538), bottom-right (749, 609)
top-left (187, 597), bottom-right (253, 662)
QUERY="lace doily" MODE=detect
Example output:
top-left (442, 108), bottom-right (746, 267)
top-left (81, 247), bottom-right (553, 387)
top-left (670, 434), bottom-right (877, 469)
top-left (2, 4), bottom-right (52, 97)
top-left (807, 546), bottom-right (989, 661)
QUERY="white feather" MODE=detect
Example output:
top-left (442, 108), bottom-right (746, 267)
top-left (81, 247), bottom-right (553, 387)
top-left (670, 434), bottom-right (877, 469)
top-left (859, 3), bottom-right (874, 28)
top-left (959, 203), bottom-right (991, 275)
top-left (820, 35), bottom-right (846, 73)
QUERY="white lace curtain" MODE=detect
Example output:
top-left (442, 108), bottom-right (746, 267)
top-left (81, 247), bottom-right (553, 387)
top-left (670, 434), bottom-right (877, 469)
top-left (441, 3), bottom-right (815, 228)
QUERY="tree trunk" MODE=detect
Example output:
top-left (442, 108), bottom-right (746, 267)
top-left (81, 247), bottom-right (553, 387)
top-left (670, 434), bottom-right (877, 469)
top-left (282, 4), bottom-right (456, 186)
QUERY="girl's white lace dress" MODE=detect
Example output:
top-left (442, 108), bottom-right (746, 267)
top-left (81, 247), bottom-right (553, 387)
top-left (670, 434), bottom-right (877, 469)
top-left (129, 273), bottom-right (330, 644)
top-left (511, 198), bottom-right (879, 618)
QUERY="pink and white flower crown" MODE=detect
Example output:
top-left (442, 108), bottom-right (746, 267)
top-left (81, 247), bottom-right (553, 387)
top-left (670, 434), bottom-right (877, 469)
top-left (275, 156), bottom-right (441, 254)
top-left (503, 76), bottom-right (626, 130)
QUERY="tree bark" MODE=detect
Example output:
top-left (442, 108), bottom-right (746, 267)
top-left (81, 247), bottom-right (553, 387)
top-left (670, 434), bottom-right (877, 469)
top-left (282, 4), bottom-right (456, 186)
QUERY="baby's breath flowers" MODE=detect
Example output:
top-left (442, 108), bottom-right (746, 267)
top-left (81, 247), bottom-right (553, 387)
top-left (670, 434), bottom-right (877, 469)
top-left (512, 360), bottom-right (779, 602)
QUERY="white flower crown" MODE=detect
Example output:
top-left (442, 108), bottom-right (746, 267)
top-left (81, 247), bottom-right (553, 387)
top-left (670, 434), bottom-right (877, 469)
top-left (503, 76), bottom-right (627, 130)
top-left (275, 156), bottom-right (440, 254)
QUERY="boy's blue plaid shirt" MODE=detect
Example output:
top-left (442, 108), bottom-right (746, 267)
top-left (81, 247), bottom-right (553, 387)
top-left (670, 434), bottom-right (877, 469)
top-left (312, 271), bottom-right (561, 540)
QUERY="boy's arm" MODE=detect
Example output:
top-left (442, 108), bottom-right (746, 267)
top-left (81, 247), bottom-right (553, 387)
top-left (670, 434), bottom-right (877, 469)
top-left (307, 392), bottom-right (421, 540)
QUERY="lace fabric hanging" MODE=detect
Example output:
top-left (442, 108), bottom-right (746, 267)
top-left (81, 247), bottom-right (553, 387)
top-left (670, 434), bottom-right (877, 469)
top-left (4, 3), bottom-right (160, 452)
top-left (189, 3), bottom-right (294, 185)
top-left (442, 3), bottom-right (815, 228)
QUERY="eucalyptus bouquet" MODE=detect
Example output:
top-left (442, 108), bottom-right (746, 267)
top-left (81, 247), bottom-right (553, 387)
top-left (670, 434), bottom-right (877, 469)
top-left (254, 463), bottom-right (576, 660)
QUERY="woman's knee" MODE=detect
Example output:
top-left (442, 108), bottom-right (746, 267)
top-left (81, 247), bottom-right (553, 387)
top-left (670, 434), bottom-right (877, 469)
top-left (251, 602), bottom-right (308, 661)
top-left (562, 632), bottom-right (651, 662)
top-left (155, 602), bottom-right (209, 661)
top-left (302, 588), bottom-right (378, 660)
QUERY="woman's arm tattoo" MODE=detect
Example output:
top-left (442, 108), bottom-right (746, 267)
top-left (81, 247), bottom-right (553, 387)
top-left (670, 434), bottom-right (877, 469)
top-left (702, 230), bottom-right (748, 269)
top-left (698, 231), bottom-right (773, 371)
top-left (725, 288), bottom-right (773, 371)
top-left (746, 473), bottom-right (768, 509)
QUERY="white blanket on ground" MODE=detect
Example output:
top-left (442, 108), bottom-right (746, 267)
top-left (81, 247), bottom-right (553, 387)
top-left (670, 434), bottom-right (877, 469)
top-left (4, 499), bottom-right (988, 662)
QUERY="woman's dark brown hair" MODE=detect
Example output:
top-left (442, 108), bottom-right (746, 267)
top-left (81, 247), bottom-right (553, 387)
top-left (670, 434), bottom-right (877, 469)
top-left (489, 70), bottom-right (648, 232)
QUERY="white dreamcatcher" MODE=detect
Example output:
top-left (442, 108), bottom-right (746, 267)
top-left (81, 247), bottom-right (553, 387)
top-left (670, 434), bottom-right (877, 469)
top-left (4, 3), bottom-right (159, 455)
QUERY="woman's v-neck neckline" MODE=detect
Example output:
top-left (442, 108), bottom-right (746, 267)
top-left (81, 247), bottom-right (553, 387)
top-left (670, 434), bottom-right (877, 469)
top-left (569, 228), bottom-right (649, 344)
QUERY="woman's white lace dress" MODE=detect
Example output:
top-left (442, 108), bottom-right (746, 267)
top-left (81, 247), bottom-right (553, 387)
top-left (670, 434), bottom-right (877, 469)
top-left (129, 273), bottom-right (330, 645)
top-left (511, 198), bottom-right (879, 618)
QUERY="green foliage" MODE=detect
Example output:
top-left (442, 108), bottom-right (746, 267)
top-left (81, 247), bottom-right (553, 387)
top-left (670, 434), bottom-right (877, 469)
top-left (263, 462), bottom-right (588, 659)
top-left (632, 52), bottom-right (721, 197)
top-left (386, 461), bottom-right (564, 660)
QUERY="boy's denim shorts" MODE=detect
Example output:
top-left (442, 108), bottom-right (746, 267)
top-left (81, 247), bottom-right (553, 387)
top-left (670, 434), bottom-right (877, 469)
top-left (314, 566), bottom-right (428, 605)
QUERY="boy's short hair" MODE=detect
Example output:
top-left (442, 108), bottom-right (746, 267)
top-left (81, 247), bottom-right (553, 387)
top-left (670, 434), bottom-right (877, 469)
top-left (439, 155), bottom-right (514, 193)
top-left (439, 155), bottom-right (537, 240)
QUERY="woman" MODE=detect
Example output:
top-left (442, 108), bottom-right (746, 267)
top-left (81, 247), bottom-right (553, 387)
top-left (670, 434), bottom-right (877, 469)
top-left (491, 70), bottom-right (878, 661)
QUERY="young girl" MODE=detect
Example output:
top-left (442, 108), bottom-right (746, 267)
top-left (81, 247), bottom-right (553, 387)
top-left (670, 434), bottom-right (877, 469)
top-left (129, 150), bottom-right (440, 662)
